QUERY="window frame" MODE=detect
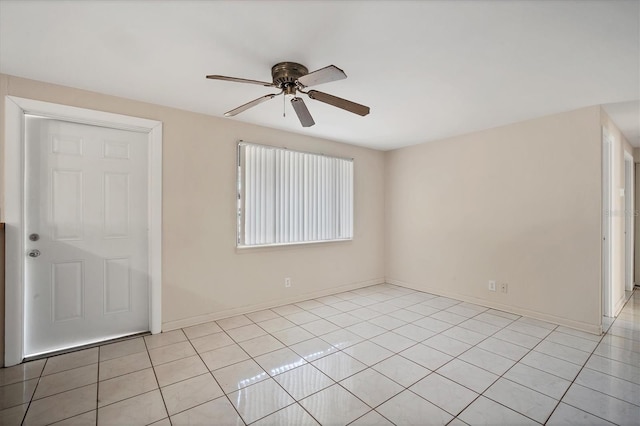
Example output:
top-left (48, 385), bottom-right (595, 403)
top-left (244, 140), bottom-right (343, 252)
top-left (236, 141), bottom-right (354, 248)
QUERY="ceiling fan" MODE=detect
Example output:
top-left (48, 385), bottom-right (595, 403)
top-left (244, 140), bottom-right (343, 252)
top-left (206, 62), bottom-right (370, 127)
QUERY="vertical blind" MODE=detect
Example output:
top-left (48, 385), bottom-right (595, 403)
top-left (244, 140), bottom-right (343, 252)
top-left (238, 142), bottom-right (354, 247)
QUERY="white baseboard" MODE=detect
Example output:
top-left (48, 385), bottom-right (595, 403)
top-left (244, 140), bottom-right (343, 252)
top-left (386, 278), bottom-right (602, 335)
top-left (163, 276), bottom-right (603, 336)
top-left (162, 277), bottom-right (385, 331)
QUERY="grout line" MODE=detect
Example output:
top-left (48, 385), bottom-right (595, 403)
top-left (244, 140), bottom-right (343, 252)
top-left (21, 360), bottom-right (99, 399)
top-left (343, 293), bottom-right (579, 424)
top-left (565, 382), bottom-right (640, 408)
top-left (95, 347), bottom-right (100, 426)
top-left (508, 323), bottom-right (574, 425)
top-left (186, 322), bottom-right (250, 425)
top-left (90, 388), bottom-right (160, 412)
top-left (543, 288), bottom-right (638, 424)
top-left (398, 321), bottom-right (539, 422)
top-left (20, 384), bottom-right (98, 425)
top-left (292, 296), bottom-right (486, 421)
top-left (336, 294), bottom-right (506, 422)
top-left (143, 336), bottom-right (173, 425)
top-left (599, 331), bottom-right (640, 347)
top-left (590, 346), bottom-right (640, 368)
top-left (17, 357), bottom-right (48, 425)
top-left (203, 321), bottom-right (327, 426)
top-left (581, 363), bottom-right (640, 388)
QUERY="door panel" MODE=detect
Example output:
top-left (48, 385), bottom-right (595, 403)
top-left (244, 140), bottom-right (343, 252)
top-left (104, 257), bottom-right (131, 313)
top-left (104, 173), bottom-right (130, 238)
top-left (52, 261), bottom-right (84, 321)
top-left (24, 116), bottom-right (149, 356)
top-left (51, 169), bottom-right (84, 240)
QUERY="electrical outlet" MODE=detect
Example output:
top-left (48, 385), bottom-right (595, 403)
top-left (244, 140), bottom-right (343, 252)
top-left (488, 280), bottom-right (496, 292)
top-left (500, 283), bottom-right (508, 293)
top-left (284, 277), bottom-right (291, 288)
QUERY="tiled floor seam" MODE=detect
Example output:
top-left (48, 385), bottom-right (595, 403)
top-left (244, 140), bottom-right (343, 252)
top-left (319, 335), bottom-right (425, 423)
top-left (458, 336), bottom-right (554, 425)
top-left (349, 303), bottom-right (517, 389)
top-left (95, 388), bottom-right (159, 412)
top-left (96, 346), bottom-right (101, 426)
top-left (410, 384), bottom-right (482, 420)
top-left (98, 365), bottom-right (149, 383)
top-left (18, 357), bottom-right (48, 425)
top-left (527, 348), bottom-right (588, 367)
top-left (348, 404), bottom-right (400, 426)
top-left (143, 336), bottom-right (172, 425)
top-left (530, 324), bottom-right (603, 424)
top-left (543, 289), bottom-right (638, 424)
top-left (537, 335), bottom-right (599, 355)
top-left (581, 364), bottom-right (640, 388)
top-left (184, 325), bottom-right (250, 425)
top-left (591, 349), bottom-right (640, 368)
top-left (24, 383), bottom-right (97, 425)
top-left (338, 314), bottom-right (517, 423)
top-left (235, 343), bottom-right (326, 425)
top-left (420, 309), bottom-right (597, 424)
top-left (416, 317), bottom-right (516, 379)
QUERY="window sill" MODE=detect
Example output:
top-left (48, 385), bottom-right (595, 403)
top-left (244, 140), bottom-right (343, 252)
top-left (235, 238), bottom-right (353, 253)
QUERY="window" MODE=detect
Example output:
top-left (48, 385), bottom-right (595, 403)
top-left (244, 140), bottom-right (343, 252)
top-left (237, 142), bottom-right (353, 247)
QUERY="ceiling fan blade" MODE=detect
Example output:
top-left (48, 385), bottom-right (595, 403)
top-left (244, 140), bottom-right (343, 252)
top-left (224, 93), bottom-right (279, 117)
top-left (206, 75), bottom-right (274, 87)
top-left (307, 90), bottom-right (370, 116)
top-left (291, 97), bottom-right (315, 127)
top-left (297, 65), bottom-right (347, 87)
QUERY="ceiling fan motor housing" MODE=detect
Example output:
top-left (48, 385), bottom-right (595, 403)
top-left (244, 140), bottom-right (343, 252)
top-left (271, 62), bottom-right (308, 91)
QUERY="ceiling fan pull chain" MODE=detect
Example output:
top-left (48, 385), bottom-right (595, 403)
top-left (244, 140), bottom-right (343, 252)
top-left (283, 92), bottom-right (286, 117)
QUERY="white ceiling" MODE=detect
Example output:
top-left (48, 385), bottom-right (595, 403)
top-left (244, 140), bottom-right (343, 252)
top-left (1, 0), bottom-right (638, 150)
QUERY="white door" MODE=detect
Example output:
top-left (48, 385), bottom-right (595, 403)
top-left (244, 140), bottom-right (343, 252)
top-left (602, 128), bottom-right (613, 317)
top-left (625, 154), bottom-right (635, 291)
top-left (24, 115), bottom-right (150, 357)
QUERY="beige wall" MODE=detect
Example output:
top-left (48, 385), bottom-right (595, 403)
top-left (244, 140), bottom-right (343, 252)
top-left (385, 107), bottom-right (603, 333)
top-left (0, 72), bottom-right (627, 342)
top-left (0, 74), bottom-right (386, 331)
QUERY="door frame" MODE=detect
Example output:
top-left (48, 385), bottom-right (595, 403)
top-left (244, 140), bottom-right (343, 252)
top-left (624, 152), bottom-right (635, 292)
top-left (602, 127), bottom-right (613, 318)
top-left (4, 96), bottom-right (163, 366)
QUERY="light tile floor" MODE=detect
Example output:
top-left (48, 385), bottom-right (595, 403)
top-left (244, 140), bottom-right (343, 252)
top-left (1, 284), bottom-right (639, 425)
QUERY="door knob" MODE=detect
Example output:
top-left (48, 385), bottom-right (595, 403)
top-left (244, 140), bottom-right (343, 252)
top-left (27, 249), bottom-right (41, 258)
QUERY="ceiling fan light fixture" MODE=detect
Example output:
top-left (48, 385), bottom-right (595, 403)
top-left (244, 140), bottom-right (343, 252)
top-left (283, 84), bottom-right (297, 96)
